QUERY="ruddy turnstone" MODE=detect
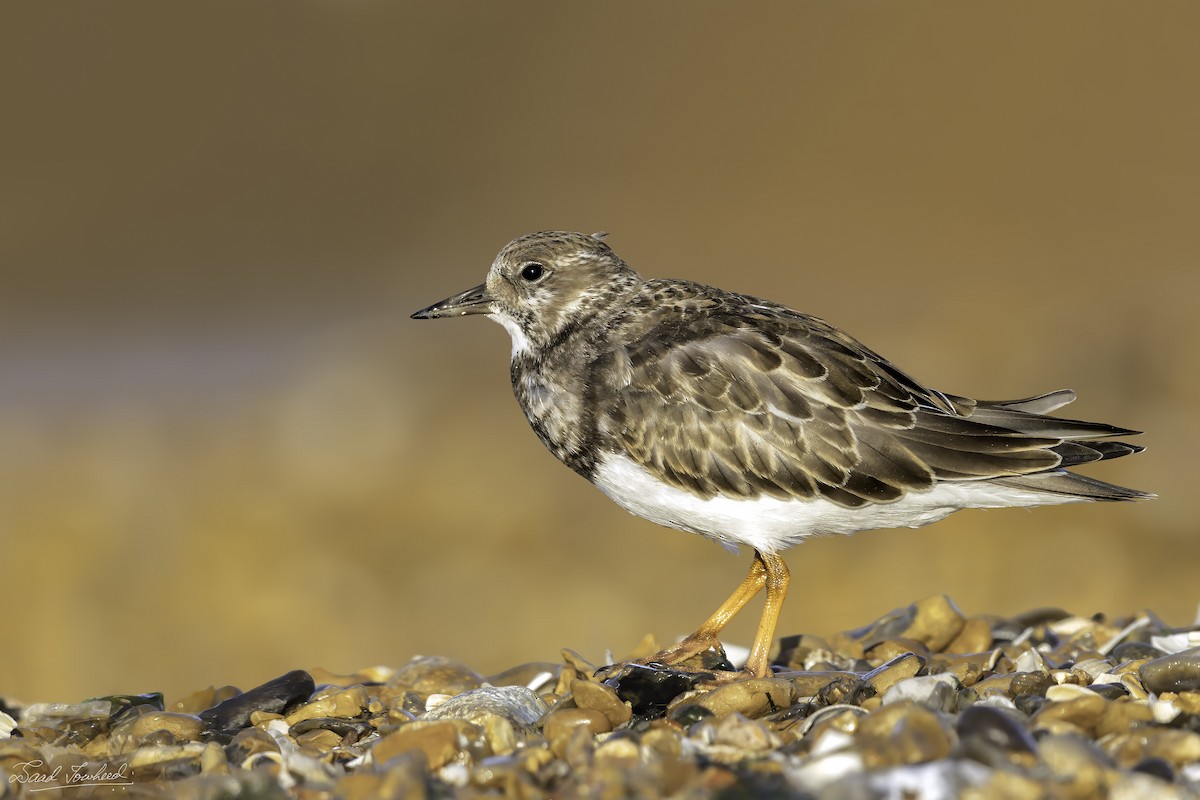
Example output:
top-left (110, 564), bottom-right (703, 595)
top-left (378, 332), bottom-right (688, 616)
top-left (412, 231), bottom-right (1151, 678)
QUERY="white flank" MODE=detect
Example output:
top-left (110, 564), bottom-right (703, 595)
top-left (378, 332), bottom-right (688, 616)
top-left (593, 453), bottom-right (1083, 554)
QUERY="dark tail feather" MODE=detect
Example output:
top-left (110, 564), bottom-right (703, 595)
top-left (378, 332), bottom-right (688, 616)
top-left (966, 389), bottom-right (1142, 440)
top-left (1052, 440), bottom-right (1146, 468)
top-left (995, 471), bottom-right (1155, 501)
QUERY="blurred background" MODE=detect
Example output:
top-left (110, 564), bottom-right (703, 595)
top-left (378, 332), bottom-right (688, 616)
top-left (1, 2), bottom-right (1196, 703)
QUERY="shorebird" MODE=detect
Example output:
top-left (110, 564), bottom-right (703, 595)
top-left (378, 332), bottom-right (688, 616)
top-left (412, 231), bottom-right (1150, 678)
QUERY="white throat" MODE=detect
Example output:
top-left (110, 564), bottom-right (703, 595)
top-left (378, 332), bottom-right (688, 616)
top-left (490, 313), bottom-right (533, 359)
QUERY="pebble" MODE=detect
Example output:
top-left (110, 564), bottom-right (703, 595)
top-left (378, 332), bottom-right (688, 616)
top-left (386, 655), bottom-right (485, 703)
top-left (692, 678), bottom-right (797, 719)
top-left (422, 685), bottom-right (547, 733)
top-left (955, 704), bottom-right (1038, 769)
top-left (283, 685), bottom-right (366, 725)
top-left (128, 742), bottom-right (208, 779)
top-left (855, 700), bottom-right (954, 768)
top-left (863, 652), bottom-right (925, 695)
top-left (487, 661), bottom-right (560, 692)
top-left (1111, 641), bottom-right (1168, 663)
top-left (690, 712), bottom-right (782, 764)
top-left (226, 726), bottom-right (280, 765)
top-left (131, 711), bottom-right (204, 744)
top-left (904, 594), bottom-right (968, 652)
top-left (1038, 732), bottom-right (1114, 797)
top-left (196, 670), bottom-right (315, 737)
top-left (946, 616), bottom-right (994, 653)
top-left (7, 599), bottom-right (1198, 798)
top-left (603, 662), bottom-right (710, 718)
top-left (881, 673), bottom-right (961, 712)
top-left (371, 719), bottom-right (476, 769)
top-left (1031, 689), bottom-right (1110, 736)
top-left (543, 707), bottom-right (612, 744)
top-left (570, 679), bottom-right (633, 727)
top-left (788, 670), bottom-right (860, 697)
top-left (1139, 647), bottom-right (1200, 694)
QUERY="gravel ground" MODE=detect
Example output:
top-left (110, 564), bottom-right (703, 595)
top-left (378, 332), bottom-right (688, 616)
top-left (3, 595), bottom-right (1199, 799)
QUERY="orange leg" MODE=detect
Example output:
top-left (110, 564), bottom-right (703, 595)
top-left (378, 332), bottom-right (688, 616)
top-left (647, 550), bottom-right (789, 677)
top-left (743, 552), bottom-right (790, 678)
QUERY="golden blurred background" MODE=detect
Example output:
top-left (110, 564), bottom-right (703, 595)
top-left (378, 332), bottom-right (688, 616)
top-left (1, 2), bottom-right (1196, 703)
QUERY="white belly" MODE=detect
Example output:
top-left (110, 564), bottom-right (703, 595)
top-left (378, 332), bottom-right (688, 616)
top-left (592, 453), bottom-right (1081, 554)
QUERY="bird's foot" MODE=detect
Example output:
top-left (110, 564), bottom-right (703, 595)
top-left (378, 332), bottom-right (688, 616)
top-left (593, 634), bottom-right (758, 684)
top-left (640, 633), bottom-right (733, 672)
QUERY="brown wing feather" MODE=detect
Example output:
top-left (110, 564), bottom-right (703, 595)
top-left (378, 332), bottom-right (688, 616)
top-left (597, 288), bottom-right (1142, 507)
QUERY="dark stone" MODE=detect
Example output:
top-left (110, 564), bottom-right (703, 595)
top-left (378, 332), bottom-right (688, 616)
top-left (97, 693), bottom-right (165, 724)
top-left (1131, 756), bottom-right (1174, 782)
top-left (845, 605), bottom-right (916, 650)
top-left (774, 633), bottom-right (804, 667)
top-left (957, 704), bottom-right (1039, 767)
top-left (1109, 641), bottom-right (1166, 663)
top-left (1012, 693), bottom-right (1047, 717)
top-left (487, 662), bottom-right (561, 690)
top-left (714, 767), bottom-right (803, 800)
top-left (1009, 671), bottom-right (1056, 698)
top-left (1168, 712), bottom-right (1200, 733)
top-left (0, 697), bottom-right (20, 719)
top-left (669, 704), bottom-right (714, 727)
top-left (1086, 682), bottom-right (1130, 700)
top-left (1012, 608), bottom-right (1072, 627)
top-left (602, 663), bottom-right (711, 719)
top-left (198, 669), bottom-right (315, 737)
top-left (290, 716), bottom-right (376, 741)
top-left (109, 702), bottom-right (162, 730)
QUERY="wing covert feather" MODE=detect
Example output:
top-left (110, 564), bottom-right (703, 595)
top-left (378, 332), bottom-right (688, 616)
top-left (593, 291), bottom-right (1140, 508)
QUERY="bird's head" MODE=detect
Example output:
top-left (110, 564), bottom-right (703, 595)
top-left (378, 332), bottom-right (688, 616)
top-left (412, 231), bottom-right (640, 356)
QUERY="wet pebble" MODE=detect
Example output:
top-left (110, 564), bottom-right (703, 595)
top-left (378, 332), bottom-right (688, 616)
top-left (603, 663), bottom-right (710, 718)
top-left (1139, 646), bottom-right (1200, 694)
top-left (197, 670), bottom-right (315, 738)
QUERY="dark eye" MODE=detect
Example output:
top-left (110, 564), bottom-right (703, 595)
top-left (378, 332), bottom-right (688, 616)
top-left (520, 262), bottom-right (545, 282)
